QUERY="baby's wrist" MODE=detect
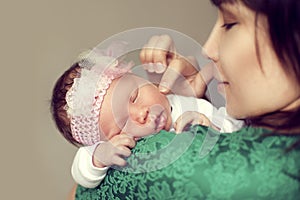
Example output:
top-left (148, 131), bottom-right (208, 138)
top-left (92, 156), bottom-right (107, 168)
top-left (86, 141), bottom-right (107, 168)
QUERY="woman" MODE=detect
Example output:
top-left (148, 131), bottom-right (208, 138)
top-left (73, 0), bottom-right (300, 199)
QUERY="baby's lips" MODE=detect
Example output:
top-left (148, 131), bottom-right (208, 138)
top-left (122, 117), bottom-right (156, 137)
top-left (156, 114), bottom-right (166, 131)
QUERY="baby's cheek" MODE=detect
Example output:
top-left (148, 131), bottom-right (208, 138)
top-left (122, 118), bottom-right (155, 138)
top-left (165, 116), bottom-right (173, 131)
top-left (99, 123), bottom-right (121, 141)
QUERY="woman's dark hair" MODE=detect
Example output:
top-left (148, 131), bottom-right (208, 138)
top-left (51, 63), bottom-right (82, 147)
top-left (210, 0), bottom-right (300, 134)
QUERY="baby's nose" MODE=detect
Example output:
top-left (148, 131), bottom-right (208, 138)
top-left (131, 107), bottom-right (149, 124)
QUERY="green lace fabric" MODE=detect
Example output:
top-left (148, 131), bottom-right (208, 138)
top-left (76, 126), bottom-right (300, 200)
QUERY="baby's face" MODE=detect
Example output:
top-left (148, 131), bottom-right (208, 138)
top-left (99, 73), bottom-right (172, 140)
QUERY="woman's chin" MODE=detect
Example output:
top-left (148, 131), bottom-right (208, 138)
top-left (226, 107), bottom-right (248, 120)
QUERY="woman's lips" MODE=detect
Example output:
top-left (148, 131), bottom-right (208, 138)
top-left (219, 81), bottom-right (229, 85)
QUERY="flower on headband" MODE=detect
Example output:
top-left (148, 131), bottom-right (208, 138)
top-left (65, 41), bottom-right (134, 145)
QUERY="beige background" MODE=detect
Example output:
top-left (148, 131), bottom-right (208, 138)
top-left (0, 0), bottom-right (217, 199)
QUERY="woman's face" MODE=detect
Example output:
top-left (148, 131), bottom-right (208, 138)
top-left (204, 2), bottom-right (300, 119)
top-left (98, 73), bottom-right (172, 140)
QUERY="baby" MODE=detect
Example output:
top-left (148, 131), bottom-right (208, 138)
top-left (51, 42), bottom-right (243, 188)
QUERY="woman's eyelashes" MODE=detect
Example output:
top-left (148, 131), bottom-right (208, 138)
top-left (220, 7), bottom-right (238, 31)
top-left (221, 22), bottom-right (238, 31)
top-left (130, 88), bottom-right (139, 103)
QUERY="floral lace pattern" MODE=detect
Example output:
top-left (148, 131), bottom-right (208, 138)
top-left (76, 126), bottom-right (300, 200)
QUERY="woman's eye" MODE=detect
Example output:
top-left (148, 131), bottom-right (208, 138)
top-left (221, 22), bottom-right (238, 31)
top-left (130, 88), bottom-right (139, 103)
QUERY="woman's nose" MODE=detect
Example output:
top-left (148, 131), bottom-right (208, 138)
top-left (202, 22), bottom-right (220, 62)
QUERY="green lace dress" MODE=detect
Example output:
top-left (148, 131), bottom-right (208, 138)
top-left (76, 126), bottom-right (300, 200)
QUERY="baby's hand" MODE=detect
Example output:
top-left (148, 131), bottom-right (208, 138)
top-left (174, 111), bottom-right (211, 133)
top-left (140, 34), bottom-right (176, 71)
top-left (92, 134), bottom-right (136, 168)
top-left (140, 35), bottom-right (207, 97)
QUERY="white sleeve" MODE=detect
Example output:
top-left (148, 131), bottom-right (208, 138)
top-left (168, 94), bottom-right (244, 133)
top-left (186, 96), bottom-right (244, 133)
top-left (168, 95), bottom-right (215, 124)
top-left (71, 142), bottom-right (108, 188)
top-left (212, 107), bottom-right (244, 133)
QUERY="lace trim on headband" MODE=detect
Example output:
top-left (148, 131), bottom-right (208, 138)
top-left (65, 41), bottom-right (134, 145)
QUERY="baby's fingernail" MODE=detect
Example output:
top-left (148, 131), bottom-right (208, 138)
top-left (146, 63), bottom-right (154, 73)
top-left (155, 62), bottom-right (166, 74)
top-left (142, 64), bottom-right (148, 70)
top-left (159, 81), bottom-right (170, 92)
top-left (159, 85), bottom-right (168, 93)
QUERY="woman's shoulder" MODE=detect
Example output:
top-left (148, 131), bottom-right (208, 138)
top-left (76, 126), bottom-right (300, 200)
top-left (134, 125), bottom-right (300, 156)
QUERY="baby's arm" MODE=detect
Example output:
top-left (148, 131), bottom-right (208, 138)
top-left (71, 144), bottom-right (108, 188)
top-left (71, 134), bottom-right (136, 188)
top-left (174, 109), bottom-right (244, 134)
top-left (172, 96), bottom-right (244, 133)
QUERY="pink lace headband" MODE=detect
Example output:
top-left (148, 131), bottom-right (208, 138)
top-left (65, 41), bottom-right (133, 145)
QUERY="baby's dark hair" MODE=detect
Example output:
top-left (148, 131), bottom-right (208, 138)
top-left (51, 63), bottom-right (82, 147)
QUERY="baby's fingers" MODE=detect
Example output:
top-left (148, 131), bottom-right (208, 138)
top-left (120, 134), bottom-right (136, 148)
top-left (140, 35), bottom-right (175, 67)
top-left (174, 114), bottom-right (195, 134)
top-left (111, 155), bottom-right (127, 167)
top-left (110, 134), bottom-right (136, 149)
top-left (142, 63), bottom-right (166, 74)
top-left (111, 146), bottom-right (132, 167)
top-left (174, 111), bottom-right (211, 133)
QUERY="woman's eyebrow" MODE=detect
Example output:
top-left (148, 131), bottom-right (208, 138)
top-left (219, 3), bottom-right (238, 15)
